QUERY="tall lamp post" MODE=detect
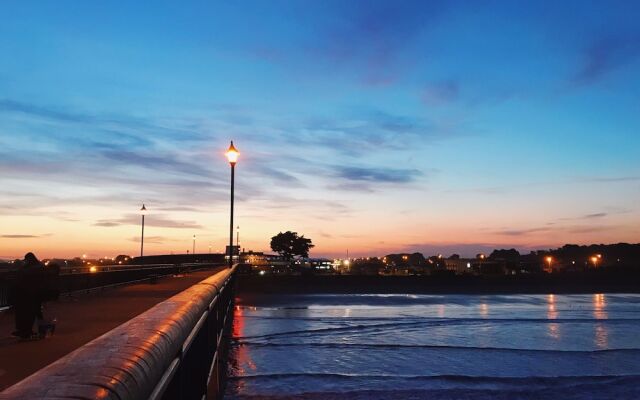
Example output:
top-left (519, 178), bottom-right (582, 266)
top-left (192, 234), bottom-right (196, 255)
top-left (237, 225), bottom-right (240, 249)
top-left (140, 203), bottom-right (147, 257)
top-left (225, 141), bottom-right (239, 268)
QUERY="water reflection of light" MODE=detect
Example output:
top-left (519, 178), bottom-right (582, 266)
top-left (437, 304), bottom-right (445, 318)
top-left (593, 294), bottom-right (607, 319)
top-left (548, 323), bottom-right (560, 340)
top-left (344, 308), bottom-right (351, 318)
top-left (592, 294), bottom-right (609, 349)
top-left (545, 294), bottom-right (561, 339)
top-left (232, 305), bottom-right (244, 338)
top-left (547, 294), bottom-right (558, 319)
top-left (595, 323), bottom-right (609, 349)
top-left (479, 303), bottom-right (489, 317)
top-left (230, 302), bottom-right (256, 390)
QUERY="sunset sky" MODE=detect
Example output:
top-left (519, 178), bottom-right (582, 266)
top-left (1, 1), bottom-right (639, 260)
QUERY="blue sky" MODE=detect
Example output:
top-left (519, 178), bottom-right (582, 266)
top-left (1, 0), bottom-right (639, 259)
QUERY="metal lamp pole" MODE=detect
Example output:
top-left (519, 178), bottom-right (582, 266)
top-left (226, 141), bottom-right (239, 268)
top-left (192, 234), bottom-right (196, 255)
top-left (140, 203), bottom-right (146, 257)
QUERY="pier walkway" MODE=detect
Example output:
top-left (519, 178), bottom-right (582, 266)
top-left (0, 267), bottom-right (224, 391)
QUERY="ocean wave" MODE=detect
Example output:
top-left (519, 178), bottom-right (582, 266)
top-left (228, 372), bottom-right (640, 383)
top-left (227, 373), bottom-right (640, 399)
top-left (234, 317), bottom-right (640, 341)
top-left (227, 384), bottom-right (640, 400)
top-left (232, 341), bottom-right (640, 353)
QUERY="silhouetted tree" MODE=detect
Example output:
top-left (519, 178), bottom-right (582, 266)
top-left (385, 253), bottom-right (426, 267)
top-left (489, 248), bottom-right (520, 261)
top-left (270, 231), bottom-right (314, 261)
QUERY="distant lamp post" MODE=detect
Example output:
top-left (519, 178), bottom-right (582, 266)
top-left (225, 141), bottom-right (239, 268)
top-left (140, 203), bottom-right (147, 257)
top-left (237, 225), bottom-right (240, 249)
top-left (545, 256), bottom-right (553, 273)
top-left (591, 255), bottom-right (600, 268)
top-left (192, 234), bottom-right (196, 255)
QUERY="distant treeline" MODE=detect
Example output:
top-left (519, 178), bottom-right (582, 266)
top-left (345, 243), bottom-right (640, 275)
top-left (488, 243), bottom-right (640, 269)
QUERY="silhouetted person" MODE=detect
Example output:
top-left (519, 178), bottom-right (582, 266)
top-left (12, 252), bottom-right (44, 339)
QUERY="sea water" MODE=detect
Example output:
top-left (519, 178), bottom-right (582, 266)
top-left (225, 294), bottom-right (640, 399)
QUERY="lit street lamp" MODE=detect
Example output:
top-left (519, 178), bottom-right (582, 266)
top-left (140, 203), bottom-right (147, 257)
top-left (237, 225), bottom-right (240, 249)
top-left (545, 256), bottom-right (553, 273)
top-left (192, 234), bottom-right (196, 255)
top-left (225, 141), bottom-right (239, 268)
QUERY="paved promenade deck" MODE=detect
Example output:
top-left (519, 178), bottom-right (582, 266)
top-left (0, 267), bottom-right (224, 391)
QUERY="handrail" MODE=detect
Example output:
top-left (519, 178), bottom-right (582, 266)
top-left (0, 266), bottom-right (237, 400)
top-left (0, 263), bottom-right (225, 309)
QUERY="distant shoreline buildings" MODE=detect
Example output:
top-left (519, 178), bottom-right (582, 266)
top-left (2, 243), bottom-right (638, 278)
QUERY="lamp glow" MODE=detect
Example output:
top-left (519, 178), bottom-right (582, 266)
top-left (226, 141), bottom-right (239, 165)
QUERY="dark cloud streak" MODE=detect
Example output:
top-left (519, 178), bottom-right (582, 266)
top-left (334, 165), bottom-right (422, 183)
top-left (572, 33), bottom-right (640, 86)
top-left (95, 214), bottom-right (203, 229)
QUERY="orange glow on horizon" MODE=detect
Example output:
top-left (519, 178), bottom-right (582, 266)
top-left (1, 206), bottom-right (638, 261)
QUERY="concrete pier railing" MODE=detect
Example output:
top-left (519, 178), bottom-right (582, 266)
top-left (0, 266), bottom-right (237, 400)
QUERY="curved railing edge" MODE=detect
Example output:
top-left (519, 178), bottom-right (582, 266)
top-left (0, 266), bottom-right (237, 400)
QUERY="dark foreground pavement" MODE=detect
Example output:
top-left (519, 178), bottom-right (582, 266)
top-left (0, 267), bottom-right (223, 390)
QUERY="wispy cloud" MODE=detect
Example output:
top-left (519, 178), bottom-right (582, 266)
top-left (267, 108), bottom-right (459, 163)
top-left (583, 212), bottom-right (607, 219)
top-left (494, 227), bottom-right (552, 237)
top-left (494, 222), bottom-right (621, 238)
top-left (127, 236), bottom-right (169, 244)
top-left (572, 33), bottom-right (640, 86)
top-left (422, 80), bottom-right (459, 105)
top-left (248, 166), bottom-right (305, 187)
top-left (1, 234), bottom-right (49, 239)
top-left (587, 176), bottom-right (640, 183)
top-left (566, 225), bottom-right (617, 234)
top-left (307, 0), bottom-right (446, 85)
top-left (559, 212), bottom-right (609, 221)
top-left (0, 99), bottom-right (203, 142)
top-left (334, 165), bottom-right (422, 183)
top-left (95, 214), bottom-right (203, 229)
top-left (326, 182), bottom-right (376, 193)
top-left (99, 148), bottom-right (214, 178)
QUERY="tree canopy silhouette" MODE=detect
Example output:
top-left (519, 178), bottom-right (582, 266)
top-left (270, 231), bottom-right (314, 261)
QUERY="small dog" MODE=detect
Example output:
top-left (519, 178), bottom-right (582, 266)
top-left (37, 318), bottom-right (56, 338)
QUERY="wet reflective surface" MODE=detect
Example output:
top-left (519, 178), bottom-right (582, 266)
top-left (226, 294), bottom-right (640, 399)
